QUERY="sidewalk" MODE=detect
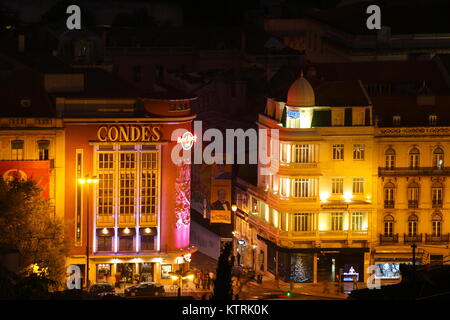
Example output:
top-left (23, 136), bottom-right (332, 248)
top-left (248, 275), bottom-right (366, 299)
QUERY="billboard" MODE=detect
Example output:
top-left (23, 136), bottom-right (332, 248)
top-left (210, 163), bottom-right (232, 224)
top-left (0, 161), bottom-right (50, 198)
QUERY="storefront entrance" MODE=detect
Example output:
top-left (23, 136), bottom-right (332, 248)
top-left (96, 263), bottom-right (112, 283)
top-left (139, 263), bottom-right (154, 282)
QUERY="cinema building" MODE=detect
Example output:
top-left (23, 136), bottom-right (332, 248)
top-left (234, 73), bottom-right (375, 283)
top-left (58, 69), bottom-right (197, 286)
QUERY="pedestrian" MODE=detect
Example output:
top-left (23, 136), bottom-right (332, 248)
top-left (194, 274), bottom-right (200, 289)
top-left (201, 272), bottom-right (207, 290)
top-left (206, 273), bottom-right (211, 290)
top-left (353, 275), bottom-right (358, 290)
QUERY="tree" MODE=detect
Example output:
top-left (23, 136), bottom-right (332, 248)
top-left (0, 176), bottom-right (70, 294)
top-left (213, 242), bottom-right (233, 300)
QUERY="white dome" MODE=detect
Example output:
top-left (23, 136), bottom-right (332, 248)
top-left (287, 73), bottom-right (315, 107)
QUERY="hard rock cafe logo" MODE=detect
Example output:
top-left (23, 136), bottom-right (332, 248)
top-left (3, 169), bottom-right (27, 182)
top-left (177, 131), bottom-right (197, 151)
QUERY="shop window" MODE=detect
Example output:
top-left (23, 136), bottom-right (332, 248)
top-left (37, 140), bottom-right (50, 160)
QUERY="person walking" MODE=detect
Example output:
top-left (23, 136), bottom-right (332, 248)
top-left (201, 271), bottom-right (207, 290)
top-left (194, 273), bottom-right (200, 289)
top-left (206, 273), bottom-right (211, 290)
top-left (198, 271), bottom-right (204, 289)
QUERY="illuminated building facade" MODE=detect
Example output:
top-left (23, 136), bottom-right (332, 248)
top-left (61, 83), bottom-right (197, 285)
top-left (234, 73), bottom-right (375, 283)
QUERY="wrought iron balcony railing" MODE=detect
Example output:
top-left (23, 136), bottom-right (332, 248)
top-left (379, 167), bottom-right (450, 176)
top-left (384, 200), bottom-right (395, 208)
top-left (408, 200), bottom-right (419, 209)
top-left (404, 233), bottom-right (422, 243)
top-left (380, 233), bottom-right (399, 243)
top-left (425, 233), bottom-right (450, 243)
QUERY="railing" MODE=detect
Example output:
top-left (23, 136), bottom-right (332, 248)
top-left (404, 233), bottom-right (422, 243)
top-left (384, 200), bottom-right (395, 208)
top-left (408, 200), bottom-right (419, 209)
top-left (279, 162), bottom-right (319, 169)
top-left (432, 200), bottom-right (443, 208)
top-left (425, 233), bottom-right (450, 243)
top-left (380, 233), bottom-right (399, 243)
top-left (379, 167), bottom-right (450, 176)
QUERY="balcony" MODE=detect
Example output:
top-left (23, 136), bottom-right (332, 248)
top-left (425, 233), bottom-right (450, 243)
top-left (404, 233), bottom-right (422, 243)
top-left (379, 167), bottom-right (450, 176)
top-left (384, 200), bottom-right (395, 208)
top-left (432, 200), bottom-right (443, 208)
top-left (280, 162), bottom-right (319, 169)
top-left (408, 200), bottom-right (419, 209)
top-left (380, 233), bottom-right (399, 244)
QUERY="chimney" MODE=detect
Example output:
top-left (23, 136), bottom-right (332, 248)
top-left (18, 34), bottom-right (25, 53)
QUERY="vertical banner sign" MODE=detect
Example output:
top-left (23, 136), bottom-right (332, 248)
top-left (0, 161), bottom-right (50, 198)
top-left (210, 163), bottom-right (232, 224)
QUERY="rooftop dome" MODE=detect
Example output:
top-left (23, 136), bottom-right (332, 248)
top-left (287, 72), bottom-right (315, 107)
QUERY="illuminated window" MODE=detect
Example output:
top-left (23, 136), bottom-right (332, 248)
top-left (332, 144), bottom-right (344, 160)
top-left (384, 215), bottom-right (394, 237)
top-left (140, 152), bottom-right (158, 224)
top-left (98, 153), bottom-right (114, 220)
top-left (332, 178), bottom-right (343, 195)
top-left (409, 147), bottom-right (420, 169)
top-left (429, 114), bottom-right (437, 125)
top-left (432, 214), bottom-right (442, 237)
top-left (11, 140), bottom-right (24, 160)
top-left (352, 178), bottom-right (364, 194)
top-left (293, 213), bottom-right (312, 232)
top-left (292, 144), bottom-right (316, 163)
top-left (433, 147), bottom-right (444, 169)
top-left (120, 153), bottom-right (136, 222)
top-left (432, 182), bottom-right (443, 208)
top-left (393, 115), bottom-right (401, 126)
top-left (352, 144), bottom-right (365, 160)
top-left (331, 213), bottom-right (343, 231)
top-left (385, 148), bottom-right (396, 169)
top-left (351, 212), bottom-right (364, 231)
top-left (292, 178), bottom-right (317, 198)
top-left (408, 215), bottom-right (418, 237)
top-left (384, 182), bottom-right (395, 208)
top-left (407, 181), bottom-right (420, 208)
top-left (37, 140), bottom-right (50, 160)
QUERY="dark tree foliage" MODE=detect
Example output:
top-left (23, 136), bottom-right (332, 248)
top-left (213, 242), bottom-right (234, 300)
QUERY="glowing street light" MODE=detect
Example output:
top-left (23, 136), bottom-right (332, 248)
top-left (77, 175), bottom-right (98, 288)
top-left (169, 270), bottom-right (195, 297)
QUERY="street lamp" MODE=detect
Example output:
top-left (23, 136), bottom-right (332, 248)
top-left (78, 175), bottom-right (98, 289)
top-left (169, 270), bottom-right (194, 297)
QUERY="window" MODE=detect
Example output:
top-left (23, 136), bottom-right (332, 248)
top-left (384, 182), bottom-right (395, 208)
top-left (353, 144), bottom-right (365, 160)
top-left (331, 213), bottom-right (343, 231)
top-left (408, 215), bottom-right (418, 237)
top-left (292, 144), bottom-right (316, 163)
top-left (293, 213), bottom-right (312, 232)
top-left (37, 140), bottom-right (50, 160)
top-left (292, 178), bottom-right (317, 198)
top-left (393, 115), bottom-right (401, 126)
top-left (409, 148), bottom-right (420, 169)
top-left (433, 147), bottom-right (444, 169)
top-left (97, 236), bottom-right (112, 252)
top-left (352, 178), bottom-right (364, 194)
top-left (332, 144), bottom-right (344, 160)
top-left (332, 178), bottom-right (343, 194)
top-left (141, 235), bottom-right (155, 250)
top-left (119, 236), bottom-right (134, 251)
top-left (432, 214), bottom-right (442, 237)
top-left (280, 144), bottom-right (290, 163)
top-left (432, 182), bottom-right (443, 208)
top-left (429, 114), bottom-right (437, 125)
top-left (384, 215), bottom-right (394, 237)
top-left (408, 182), bottom-right (420, 208)
top-left (385, 148), bottom-right (396, 169)
top-left (280, 177), bottom-right (290, 197)
top-left (11, 140), bottom-right (24, 160)
top-left (96, 148), bottom-right (160, 225)
top-left (351, 212), bottom-right (364, 231)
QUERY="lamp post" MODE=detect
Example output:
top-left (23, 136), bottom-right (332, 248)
top-left (78, 175), bottom-right (98, 289)
top-left (170, 270), bottom-right (194, 298)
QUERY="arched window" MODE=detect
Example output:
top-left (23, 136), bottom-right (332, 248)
top-left (432, 213), bottom-right (442, 237)
top-left (432, 181), bottom-right (444, 208)
top-left (409, 147), bottom-right (420, 169)
top-left (385, 148), bottom-right (396, 169)
top-left (408, 181), bottom-right (420, 208)
top-left (384, 215), bottom-right (394, 237)
top-left (433, 147), bottom-right (444, 169)
top-left (408, 214), bottom-right (418, 237)
top-left (384, 182), bottom-right (395, 208)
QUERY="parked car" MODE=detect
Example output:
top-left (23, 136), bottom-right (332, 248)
top-left (125, 282), bottom-right (165, 297)
top-left (89, 283), bottom-right (116, 296)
